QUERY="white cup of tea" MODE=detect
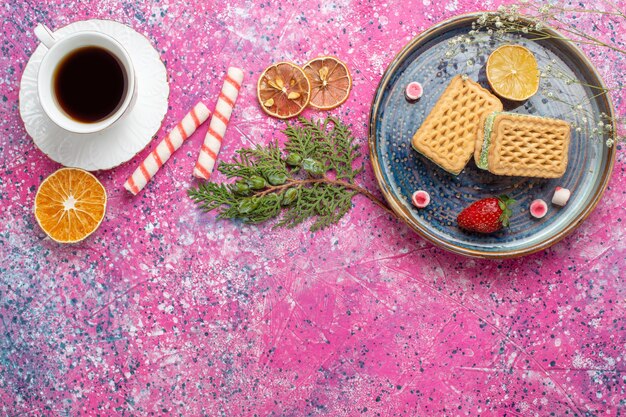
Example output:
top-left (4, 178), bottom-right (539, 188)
top-left (34, 24), bottom-right (137, 134)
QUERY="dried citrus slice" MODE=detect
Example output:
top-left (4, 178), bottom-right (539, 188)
top-left (302, 56), bottom-right (352, 110)
top-left (486, 45), bottom-right (540, 101)
top-left (34, 168), bottom-right (107, 243)
top-left (258, 62), bottom-right (311, 119)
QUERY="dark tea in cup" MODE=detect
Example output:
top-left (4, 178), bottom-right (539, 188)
top-left (36, 24), bottom-right (136, 133)
top-left (53, 46), bottom-right (127, 123)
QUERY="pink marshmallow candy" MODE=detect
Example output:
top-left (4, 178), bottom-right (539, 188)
top-left (552, 187), bottom-right (571, 206)
top-left (530, 199), bottom-right (548, 219)
top-left (411, 190), bottom-right (430, 208)
top-left (405, 82), bottom-right (423, 101)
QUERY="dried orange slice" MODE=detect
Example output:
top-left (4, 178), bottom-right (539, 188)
top-left (258, 62), bottom-right (311, 119)
top-left (302, 56), bottom-right (352, 110)
top-left (486, 45), bottom-right (540, 101)
top-left (34, 168), bottom-right (107, 243)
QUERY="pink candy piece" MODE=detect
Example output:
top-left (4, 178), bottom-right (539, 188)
top-left (411, 190), bottom-right (430, 208)
top-left (552, 187), bottom-right (571, 206)
top-left (405, 82), bottom-right (423, 101)
top-left (530, 199), bottom-right (548, 219)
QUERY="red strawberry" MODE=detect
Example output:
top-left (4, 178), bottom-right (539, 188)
top-left (457, 195), bottom-right (515, 233)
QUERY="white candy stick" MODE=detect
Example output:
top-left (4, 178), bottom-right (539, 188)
top-left (124, 102), bottom-right (211, 195)
top-left (193, 67), bottom-right (244, 179)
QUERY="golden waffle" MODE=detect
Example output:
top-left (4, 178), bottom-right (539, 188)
top-left (411, 75), bottom-right (503, 175)
top-left (487, 113), bottom-right (571, 178)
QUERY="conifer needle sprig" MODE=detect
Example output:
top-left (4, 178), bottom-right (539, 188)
top-left (188, 116), bottom-right (395, 231)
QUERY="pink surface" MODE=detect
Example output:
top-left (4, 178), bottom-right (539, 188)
top-left (1, 0), bottom-right (625, 415)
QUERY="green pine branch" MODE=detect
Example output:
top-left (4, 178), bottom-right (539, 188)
top-left (188, 116), bottom-right (395, 231)
top-left (275, 182), bottom-right (357, 231)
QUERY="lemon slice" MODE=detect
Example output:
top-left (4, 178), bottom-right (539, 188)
top-left (486, 45), bottom-right (540, 101)
top-left (302, 56), bottom-right (352, 110)
top-left (258, 62), bottom-right (311, 119)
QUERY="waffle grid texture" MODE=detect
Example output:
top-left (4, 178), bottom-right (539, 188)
top-left (487, 113), bottom-right (571, 178)
top-left (411, 75), bottom-right (503, 175)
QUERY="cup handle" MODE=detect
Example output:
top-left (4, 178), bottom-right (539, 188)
top-left (34, 24), bottom-right (57, 49)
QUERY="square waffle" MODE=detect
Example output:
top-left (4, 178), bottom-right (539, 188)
top-left (484, 113), bottom-right (571, 178)
top-left (411, 75), bottom-right (503, 175)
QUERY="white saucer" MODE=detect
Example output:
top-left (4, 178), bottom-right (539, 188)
top-left (20, 19), bottom-right (169, 171)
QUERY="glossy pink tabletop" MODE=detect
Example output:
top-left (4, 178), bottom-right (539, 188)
top-left (1, 0), bottom-right (625, 415)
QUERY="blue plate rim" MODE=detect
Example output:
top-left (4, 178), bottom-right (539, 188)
top-left (368, 12), bottom-right (618, 259)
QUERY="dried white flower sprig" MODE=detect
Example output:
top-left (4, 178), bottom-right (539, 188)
top-left (478, 3), bottom-right (624, 146)
top-left (444, 2), bottom-right (625, 146)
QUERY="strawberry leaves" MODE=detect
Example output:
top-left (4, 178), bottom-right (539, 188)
top-left (497, 195), bottom-right (515, 227)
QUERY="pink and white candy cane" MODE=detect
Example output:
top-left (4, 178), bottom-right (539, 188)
top-left (124, 102), bottom-right (211, 195)
top-left (193, 67), bottom-right (244, 179)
